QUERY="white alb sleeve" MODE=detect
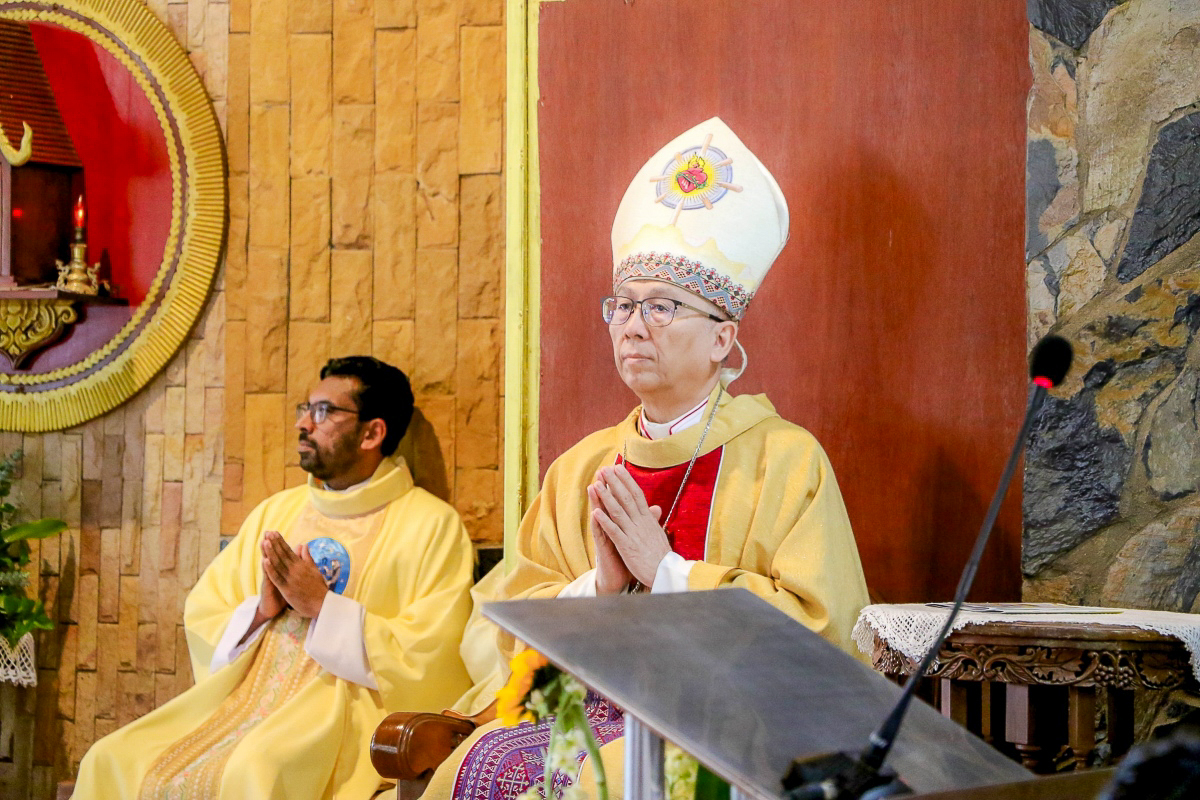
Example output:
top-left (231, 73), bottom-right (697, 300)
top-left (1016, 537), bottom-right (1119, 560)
top-left (651, 551), bottom-right (695, 594)
top-left (305, 592), bottom-right (379, 690)
top-left (557, 569), bottom-right (598, 598)
top-left (211, 596), bottom-right (267, 673)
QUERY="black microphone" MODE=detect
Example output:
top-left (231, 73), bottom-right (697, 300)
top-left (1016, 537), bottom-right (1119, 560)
top-left (781, 334), bottom-right (1074, 800)
top-left (1028, 334), bottom-right (1072, 388)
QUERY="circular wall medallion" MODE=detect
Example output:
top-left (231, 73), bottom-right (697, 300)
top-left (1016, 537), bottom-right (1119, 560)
top-left (0, 0), bottom-right (225, 431)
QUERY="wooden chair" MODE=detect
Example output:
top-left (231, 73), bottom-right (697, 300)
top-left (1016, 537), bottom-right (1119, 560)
top-left (370, 558), bottom-right (508, 799)
top-left (370, 702), bottom-right (497, 799)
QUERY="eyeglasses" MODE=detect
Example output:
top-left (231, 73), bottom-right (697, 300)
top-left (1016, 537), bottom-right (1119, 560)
top-left (295, 401), bottom-right (361, 425)
top-left (602, 296), bottom-right (728, 327)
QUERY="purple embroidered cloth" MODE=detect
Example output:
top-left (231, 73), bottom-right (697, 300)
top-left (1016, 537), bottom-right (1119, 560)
top-left (453, 694), bottom-right (625, 800)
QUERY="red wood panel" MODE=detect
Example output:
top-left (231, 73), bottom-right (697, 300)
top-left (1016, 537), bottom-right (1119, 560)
top-left (537, 0), bottom-right (1030, 602)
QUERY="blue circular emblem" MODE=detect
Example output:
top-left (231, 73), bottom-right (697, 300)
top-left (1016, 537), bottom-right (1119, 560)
top-left (306, 537), bottom-right (351, 595)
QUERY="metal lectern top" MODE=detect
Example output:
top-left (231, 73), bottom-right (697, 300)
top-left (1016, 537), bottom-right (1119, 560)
top-left (484, 590), bottom-right (1031, 800)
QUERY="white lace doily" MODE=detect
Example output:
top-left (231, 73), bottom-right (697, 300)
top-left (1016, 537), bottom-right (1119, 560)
top-left (853, 603), bottom-right (1200, 683)
top-left (0, 633), bottom-right (36, 687)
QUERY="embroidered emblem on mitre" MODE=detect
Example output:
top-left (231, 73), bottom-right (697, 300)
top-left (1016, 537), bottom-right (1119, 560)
top-left (611, 117), bottom-right (789, 320)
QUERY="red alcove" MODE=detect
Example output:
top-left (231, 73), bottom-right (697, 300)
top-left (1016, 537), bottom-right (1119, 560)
top-left (2, 22), bottom-right (172, 373)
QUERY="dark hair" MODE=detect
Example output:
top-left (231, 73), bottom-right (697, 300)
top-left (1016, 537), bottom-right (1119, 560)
top-left (1100, 726), bottom-right (1200, 800)
top-left (319, 356), bottom-right (414, 456)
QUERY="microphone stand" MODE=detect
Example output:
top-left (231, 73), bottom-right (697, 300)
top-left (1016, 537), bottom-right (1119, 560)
top-left (781, 383), bottom-right (1050, 800)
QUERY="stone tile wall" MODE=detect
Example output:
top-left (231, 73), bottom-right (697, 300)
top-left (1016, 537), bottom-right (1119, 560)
top-left (0, 0), bottom-right (504, 796)
top-left (1024, 0), bottom-right (1200, 609)
top-left (0, 2), bottom-right (229, 793)
top-left (222, 0), bottom-right (506, 542)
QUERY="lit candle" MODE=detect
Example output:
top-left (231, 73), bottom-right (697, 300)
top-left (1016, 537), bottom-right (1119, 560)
top-left (73, 195), bottom-right (85, 230)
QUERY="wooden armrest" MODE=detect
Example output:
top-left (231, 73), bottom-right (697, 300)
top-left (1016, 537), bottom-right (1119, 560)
top-left (370, 702), bottom-right (497, 781)
top-left (444, 700), bottom-right (497, 727)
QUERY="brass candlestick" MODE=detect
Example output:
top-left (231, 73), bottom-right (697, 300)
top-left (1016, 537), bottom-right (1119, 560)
top-left (55, 195), bottom-right (101, 295)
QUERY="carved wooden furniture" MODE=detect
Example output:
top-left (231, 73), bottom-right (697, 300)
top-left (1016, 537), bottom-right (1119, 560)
top-left (0, 288), bottom-right (126, 368)
top-left (867, 618), bottom-right (1198, 774)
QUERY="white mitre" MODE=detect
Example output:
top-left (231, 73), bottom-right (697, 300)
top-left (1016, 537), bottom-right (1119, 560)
top-left (610, 116), bottom-right (789, 321)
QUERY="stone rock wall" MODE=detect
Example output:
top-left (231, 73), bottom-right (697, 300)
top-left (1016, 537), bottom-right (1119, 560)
top-left (1024, 0), bottom-right (1200, 610)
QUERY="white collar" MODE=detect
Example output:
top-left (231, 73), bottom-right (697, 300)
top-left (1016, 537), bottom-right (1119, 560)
top-left (321, 476), bottom-right (372, 493)
top-left (639, 396), bottom-right (710, 440)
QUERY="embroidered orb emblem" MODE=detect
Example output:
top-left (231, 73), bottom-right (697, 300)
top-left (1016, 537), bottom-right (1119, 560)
top-left (654, 143), bottom-right (738, 213)
top-left (306, 537), bottom-right (350, 595)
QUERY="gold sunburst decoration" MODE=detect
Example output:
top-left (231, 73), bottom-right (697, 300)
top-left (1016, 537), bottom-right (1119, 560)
top-left (0, 0), bottom-right (226, 431)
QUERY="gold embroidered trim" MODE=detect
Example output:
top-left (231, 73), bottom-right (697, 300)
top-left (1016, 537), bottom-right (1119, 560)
top-left (138, 612), bottom-right (319, 799)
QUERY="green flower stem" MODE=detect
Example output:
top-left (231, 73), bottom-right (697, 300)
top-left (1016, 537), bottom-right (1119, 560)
top-left (545, 710), bottom-right (566, 800)
top-left (572, 702), bottom-right (608, 800)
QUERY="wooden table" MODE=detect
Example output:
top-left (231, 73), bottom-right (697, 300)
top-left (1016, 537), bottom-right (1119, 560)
top-left (867, 618), bottom-right (1198, 773)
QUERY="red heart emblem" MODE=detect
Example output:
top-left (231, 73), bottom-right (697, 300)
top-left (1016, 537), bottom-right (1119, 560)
top-left (676, 167), bottom-right (708, 194)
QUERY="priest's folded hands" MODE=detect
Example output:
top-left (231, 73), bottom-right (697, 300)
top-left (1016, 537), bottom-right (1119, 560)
top-left (261, 530), bottom-right (332, 618)
top-left (588, 464), bottom-right (670, 592)
top-left (235, 531), bottom-right (334, 647)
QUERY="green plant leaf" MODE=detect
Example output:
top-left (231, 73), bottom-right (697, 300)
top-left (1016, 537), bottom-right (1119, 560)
top-left (694, 764), bottom-right (729, 800)
top-left (7, 619), bottom-right (33, 646)
top-left (2, 518), bottom-right (67, 543)
top-left (5, 542), bottom-right (27, 564)
top-left (0, 598), bottom-right (51, 647)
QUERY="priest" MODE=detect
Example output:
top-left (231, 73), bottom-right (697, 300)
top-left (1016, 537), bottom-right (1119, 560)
top-left (419, 118), bottom-right (871, 800)
top-left (73, 356), bottom-right (475, 799)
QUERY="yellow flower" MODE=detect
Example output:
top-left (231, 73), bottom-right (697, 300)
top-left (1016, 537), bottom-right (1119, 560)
top-left (496, 685), bottom-right (529, 727)
top-left (496, 648), bottom-right (549, 726)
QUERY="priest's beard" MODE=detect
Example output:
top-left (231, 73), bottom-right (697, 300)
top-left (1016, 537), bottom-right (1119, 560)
top-left (298, 429), bottom-right (361, 483)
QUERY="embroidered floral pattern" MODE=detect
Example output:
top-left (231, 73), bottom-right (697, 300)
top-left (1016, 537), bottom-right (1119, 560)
top-left (615, 252), bottom-right (752, 319)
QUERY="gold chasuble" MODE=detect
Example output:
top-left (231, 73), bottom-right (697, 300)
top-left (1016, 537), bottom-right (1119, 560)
top-left (74, 457), bottom-right (474, 800)
top-left (413, 388), bottom-right (871, 800)
top-left (504, 387), bottom-right (870, 654)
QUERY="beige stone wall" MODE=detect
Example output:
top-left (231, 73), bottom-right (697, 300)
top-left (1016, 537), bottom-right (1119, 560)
top-left (0, 0), bottom-right (503, 796)
top-left (0, 3), bottom-right (229, 795)
top-left (221, 0), bottom-right (506, 543)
